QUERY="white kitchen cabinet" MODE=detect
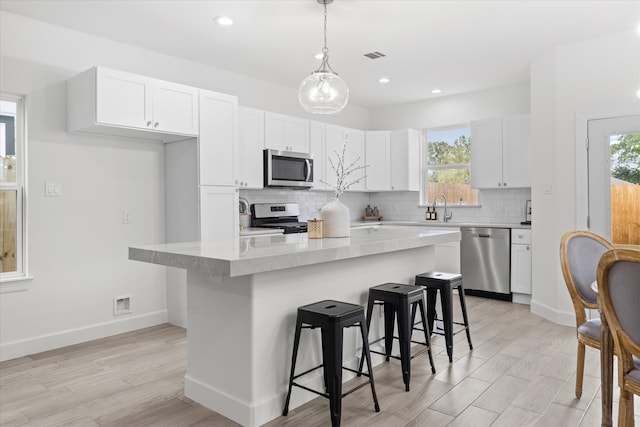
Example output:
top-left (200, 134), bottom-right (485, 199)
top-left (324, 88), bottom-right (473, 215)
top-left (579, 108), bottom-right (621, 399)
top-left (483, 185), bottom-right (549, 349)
top-left (67, 67), bottom-right (198, 141)
top-left (200, 186), bottom-right (239, 243)
top-left (365, 131), bottom-right (391, 191)
top-left (511, 229), bottom-right (532, 295)
top-left (471, 114), bottom-right (531, 189)
top-left (325, 125), bottom-right (366, 192)
top-left (309, 121), bottom-right (328, 191)
top-left (390, 129), bottom-right (421, 191)
top-left (198, 90), bottom-right (238, 187)
top-left (264, 112), bottom-right (310, 153)
top-left (238, 107), bottom-right (265, 188)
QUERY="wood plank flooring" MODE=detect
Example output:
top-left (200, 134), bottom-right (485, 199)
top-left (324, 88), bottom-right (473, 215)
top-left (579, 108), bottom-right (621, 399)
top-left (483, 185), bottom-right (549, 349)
top-left (1, 296), bottom-right (639, 426)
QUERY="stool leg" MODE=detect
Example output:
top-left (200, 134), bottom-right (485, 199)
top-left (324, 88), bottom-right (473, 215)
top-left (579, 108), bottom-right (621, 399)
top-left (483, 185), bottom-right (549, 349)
top-left (418, 299), bottom-right (436, 374)
top-left (358, 295), bottom-right (376, 375)
top-left (426, 288), bottom-right (437, 336)
top-left (397, 301), bottom-right (412, 392)
top-left (359, 320), bottom-right (380, 412)
top-left (383, 302), bottom-right (395, 361)
top-left (283, 319), bottom-right (303, 416)
top-left (321, 326), bottom-right (343, 427)
top-left (457, 284), bottom-right (473, 350)
top-left (441, 286), bottom-right (454, 363)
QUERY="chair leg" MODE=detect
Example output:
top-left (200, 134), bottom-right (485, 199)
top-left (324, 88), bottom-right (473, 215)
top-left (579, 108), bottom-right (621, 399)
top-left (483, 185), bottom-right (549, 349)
top-left (359, 320), bottom-right (380, 412)
top-left (426, 288), bottom-right (437, 336)
top-left (383, 302), bottom-right (395, 361)
top-left (321, 326), bottom-right (343, 427)
top-left (358, 295), bottom-right (376, 375)
top-left (441, 287), bottom-right (454, 363)
top-left (417, 299), bottom-right (436, 374)
top-left (457, 284), bottom-right (473, 350)
top-left (283, 319), bottom-right (303, 416)
top-left (618, 388), bottom-right (634, 427)
top-left (575, 342), bottom-right (585, 398)
top-left (397, 301), bottom-right (412, 392)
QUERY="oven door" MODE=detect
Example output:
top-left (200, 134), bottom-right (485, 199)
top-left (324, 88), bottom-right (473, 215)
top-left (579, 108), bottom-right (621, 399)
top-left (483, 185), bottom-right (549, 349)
top-left (264, 149), bottom-right (313, 188)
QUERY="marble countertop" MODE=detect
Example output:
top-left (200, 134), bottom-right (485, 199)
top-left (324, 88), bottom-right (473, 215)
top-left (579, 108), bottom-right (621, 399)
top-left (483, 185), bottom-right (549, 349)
top-left (129, 226), bottom-right (460, 278)
top-left (351, 220), bottom-right (532, 229)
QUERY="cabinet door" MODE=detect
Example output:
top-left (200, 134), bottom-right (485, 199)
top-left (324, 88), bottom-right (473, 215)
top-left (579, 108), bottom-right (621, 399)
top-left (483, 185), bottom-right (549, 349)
top-left (365, 131), bottom-right (391, 191)
top-left (198, 90), bottom-right (238, 186)
top-left (345, 129), bottom-right (366, 192)
top-left (238, 107), bottom-right (264, 188)
top-left (96, 68), bottom-right (152, 129)
top-left (324, 125), bottom-right (347, 191)
top-left (390, 129), bottom-right (421, 191)
top-left (309, 121), bottom-right (327, 190)
top-left (199, 186), bottom-right (239, 246)
top-left (503, 114), bottom-right (531, 188)
top-left (511, 243), bottom-right (532, 294)
top-left (471, 118), bottom-right (503, 189)
top-left (152, 80), bottom-right (199, 136)
top-left (264, 112), bottom-right (310, 152)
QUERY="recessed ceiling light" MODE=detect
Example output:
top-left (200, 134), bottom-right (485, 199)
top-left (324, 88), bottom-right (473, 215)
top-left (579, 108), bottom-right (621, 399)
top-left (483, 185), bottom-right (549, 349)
top-left (378, 77), bottom-right (391, 84)
top-left (213, 16), bottom-right (233, 26)
top-left (431, 89), bottom-right (442, 94)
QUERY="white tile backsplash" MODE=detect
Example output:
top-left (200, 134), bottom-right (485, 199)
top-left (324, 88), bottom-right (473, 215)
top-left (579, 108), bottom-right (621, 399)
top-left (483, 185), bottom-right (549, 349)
top-left (240, 187), bottom-right (531, 225)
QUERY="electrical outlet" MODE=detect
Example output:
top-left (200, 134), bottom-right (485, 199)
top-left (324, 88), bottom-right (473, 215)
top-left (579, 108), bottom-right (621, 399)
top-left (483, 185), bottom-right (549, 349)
top-left (122, 210), bottom-right (132, 224)
top-left (113, 296), bottom-right (132, 316)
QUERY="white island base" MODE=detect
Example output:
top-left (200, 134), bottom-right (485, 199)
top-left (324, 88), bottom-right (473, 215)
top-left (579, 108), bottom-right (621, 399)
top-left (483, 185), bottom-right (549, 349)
top-left (130, 227), bottom-right (459, 426)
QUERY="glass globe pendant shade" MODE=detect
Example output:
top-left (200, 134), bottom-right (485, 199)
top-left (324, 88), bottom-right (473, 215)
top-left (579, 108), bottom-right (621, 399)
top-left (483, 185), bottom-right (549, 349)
top-left (298, 70), bottom-right (349, 114)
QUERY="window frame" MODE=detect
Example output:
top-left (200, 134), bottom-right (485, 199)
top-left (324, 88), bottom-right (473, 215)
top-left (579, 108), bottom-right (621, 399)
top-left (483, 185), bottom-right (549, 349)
top-left (420, 124), bottom-right (478, 206)
top-left (1, 93), bottom-right (29, 287)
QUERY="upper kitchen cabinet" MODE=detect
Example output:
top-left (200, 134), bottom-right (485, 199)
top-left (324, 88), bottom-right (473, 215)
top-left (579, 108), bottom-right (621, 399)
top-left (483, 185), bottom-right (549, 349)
top-left (309, 121), bottom-right (328, 191)
top-left (390, 129), bottom-right (421, 191)
top-left (325, 125), bottom-right (366, 192)
top-left (67, 67), bottom-right (198, 142)
top-left (365, 131), bottom-right (391, 191)
top-left (238, 107), bottom-right (265, 189)
top-left (198, 89), bottom-right (238, 186)
top-left (264, 112), bottom-right (310, 153)
top-left (471, 114), bottom-right (531, 189)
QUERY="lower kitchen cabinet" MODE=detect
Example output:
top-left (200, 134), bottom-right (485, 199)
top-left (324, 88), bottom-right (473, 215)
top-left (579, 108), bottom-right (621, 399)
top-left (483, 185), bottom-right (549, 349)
top-left (511, 229), bottom-right (532, 296)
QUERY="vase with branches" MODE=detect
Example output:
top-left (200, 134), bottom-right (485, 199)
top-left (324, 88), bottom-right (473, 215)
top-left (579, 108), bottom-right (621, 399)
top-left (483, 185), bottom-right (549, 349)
top-left (319, 135), bottom-right (368, 237)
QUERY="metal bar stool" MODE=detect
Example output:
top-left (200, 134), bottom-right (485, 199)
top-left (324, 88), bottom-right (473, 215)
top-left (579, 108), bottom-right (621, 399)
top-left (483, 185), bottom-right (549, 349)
top-left (415, 271), bottom-right (473, 362)
top-left (283, 300), bottom-right (380, 427)
top-left (358, 283), bottom-right (436, 392)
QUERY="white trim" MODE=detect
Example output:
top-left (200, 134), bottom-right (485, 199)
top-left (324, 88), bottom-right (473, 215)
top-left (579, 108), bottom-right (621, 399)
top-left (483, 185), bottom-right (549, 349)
top-left (530, 298), bottom-right (575, 327)
top-left (0, 275), bottom-right (33, 293)
top-left (0, 310), bottom-right (168, 362)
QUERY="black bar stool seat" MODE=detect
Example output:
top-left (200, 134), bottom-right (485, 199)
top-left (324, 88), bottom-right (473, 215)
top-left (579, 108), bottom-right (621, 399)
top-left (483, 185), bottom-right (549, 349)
top-left (359, 283), bottom-right (436, 392)
top-left (283, 300), bottom-right (380, 427)
top-left (415, 271), bottom-right (473, 363)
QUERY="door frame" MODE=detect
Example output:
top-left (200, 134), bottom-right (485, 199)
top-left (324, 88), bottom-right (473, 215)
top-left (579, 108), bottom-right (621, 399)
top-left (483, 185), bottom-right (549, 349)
top-left (575, 110), bottom-right (640, 231)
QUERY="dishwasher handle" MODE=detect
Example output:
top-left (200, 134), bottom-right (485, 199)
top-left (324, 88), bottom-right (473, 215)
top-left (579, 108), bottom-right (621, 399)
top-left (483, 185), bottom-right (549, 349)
top-left (478, 233), bottom-right (491, 238)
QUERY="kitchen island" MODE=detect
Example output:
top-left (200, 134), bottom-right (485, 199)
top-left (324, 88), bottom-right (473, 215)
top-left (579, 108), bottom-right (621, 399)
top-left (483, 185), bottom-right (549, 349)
top-left (129, 226), bottom-right (460, 427)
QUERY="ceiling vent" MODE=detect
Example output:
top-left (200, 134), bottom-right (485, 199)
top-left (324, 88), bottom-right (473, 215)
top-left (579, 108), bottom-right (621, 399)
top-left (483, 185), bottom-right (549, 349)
top-left (364, 51), bottom-right (386, 59)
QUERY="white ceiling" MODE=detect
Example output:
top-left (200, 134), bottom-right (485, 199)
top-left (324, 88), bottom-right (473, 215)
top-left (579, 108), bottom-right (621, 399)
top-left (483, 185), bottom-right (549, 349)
top-left (2, 0), bottom-right (639, 108)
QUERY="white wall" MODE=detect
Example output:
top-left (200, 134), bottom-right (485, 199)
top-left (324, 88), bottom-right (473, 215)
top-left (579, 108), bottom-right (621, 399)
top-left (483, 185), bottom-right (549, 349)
top-left (529, 30), bottom-right (640, 326)
top-left (0, 11), bottom-right (369, 361)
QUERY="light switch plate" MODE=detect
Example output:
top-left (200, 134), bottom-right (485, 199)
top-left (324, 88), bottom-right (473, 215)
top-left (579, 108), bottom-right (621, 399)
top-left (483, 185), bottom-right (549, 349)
top-left (45, 182), bottom-right (62, 197)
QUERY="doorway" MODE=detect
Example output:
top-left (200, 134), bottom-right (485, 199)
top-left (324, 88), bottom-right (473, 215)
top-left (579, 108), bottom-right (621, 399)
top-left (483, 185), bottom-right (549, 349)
top-left (587, 115), bottom-right (640, 244)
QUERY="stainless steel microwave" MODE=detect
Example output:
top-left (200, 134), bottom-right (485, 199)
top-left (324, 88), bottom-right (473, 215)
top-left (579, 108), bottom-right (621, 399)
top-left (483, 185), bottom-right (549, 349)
top-left (263, 149), bottom-right (313, 189)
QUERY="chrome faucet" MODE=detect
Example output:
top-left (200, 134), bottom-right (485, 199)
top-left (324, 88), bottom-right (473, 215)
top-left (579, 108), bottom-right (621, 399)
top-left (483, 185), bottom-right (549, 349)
top-left (433, 193), bottom-right (453, 223)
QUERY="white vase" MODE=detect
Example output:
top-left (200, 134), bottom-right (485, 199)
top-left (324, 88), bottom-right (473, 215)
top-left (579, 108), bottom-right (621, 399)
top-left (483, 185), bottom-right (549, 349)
top-left (320, 198), bottom-right (350, 238)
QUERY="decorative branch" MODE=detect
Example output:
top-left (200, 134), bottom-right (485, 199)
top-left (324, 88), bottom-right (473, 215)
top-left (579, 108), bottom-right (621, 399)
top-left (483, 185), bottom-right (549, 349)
top-left (320, 134), bottom-right (368, 198)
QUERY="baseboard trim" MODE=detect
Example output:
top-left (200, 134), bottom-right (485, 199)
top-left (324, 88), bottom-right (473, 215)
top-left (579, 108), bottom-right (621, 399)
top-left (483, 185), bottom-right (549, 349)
top-left (530, 299), bottom-right (575, 327)
top-left (0, 310), bottom-right (168, 362)
top-left (185, 375), bottom-right (254, 427)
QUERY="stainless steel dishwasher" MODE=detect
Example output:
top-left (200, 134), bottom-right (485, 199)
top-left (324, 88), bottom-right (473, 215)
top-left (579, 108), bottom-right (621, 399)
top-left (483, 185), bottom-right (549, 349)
top-left (460, 227), bottom-right (512, 301)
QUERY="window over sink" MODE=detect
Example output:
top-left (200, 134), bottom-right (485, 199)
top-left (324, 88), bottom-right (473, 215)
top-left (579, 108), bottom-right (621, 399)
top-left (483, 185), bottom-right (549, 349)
top-left (422, 126), bottom-right (478, 206)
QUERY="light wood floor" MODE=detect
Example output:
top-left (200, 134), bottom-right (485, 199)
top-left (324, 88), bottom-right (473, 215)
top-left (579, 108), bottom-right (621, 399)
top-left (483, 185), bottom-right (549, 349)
top-left (1, 296), bottom-right (639, 426)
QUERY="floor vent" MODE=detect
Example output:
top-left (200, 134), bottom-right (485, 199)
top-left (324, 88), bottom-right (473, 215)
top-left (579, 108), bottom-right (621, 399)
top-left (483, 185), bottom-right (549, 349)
top-left (364, 51), bottom-right (386, 59)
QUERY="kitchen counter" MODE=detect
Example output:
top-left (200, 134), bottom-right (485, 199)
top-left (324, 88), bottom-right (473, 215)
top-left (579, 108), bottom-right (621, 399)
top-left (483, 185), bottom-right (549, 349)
top-left (351, 220), bottom-right (532, 229)
top-left (129, 227), bottom-right (459, 426)
top-left (239, 227), bottom-right (284, 237)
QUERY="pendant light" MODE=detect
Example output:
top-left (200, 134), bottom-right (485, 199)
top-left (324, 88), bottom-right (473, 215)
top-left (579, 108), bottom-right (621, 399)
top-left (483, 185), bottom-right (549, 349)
top-left (298, 0), bottom-right (349, 114)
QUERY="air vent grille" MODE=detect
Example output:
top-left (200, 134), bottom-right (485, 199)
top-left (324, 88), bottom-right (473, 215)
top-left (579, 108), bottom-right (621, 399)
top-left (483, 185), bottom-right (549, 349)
top-left (364, 51), bottom-right (386, 59)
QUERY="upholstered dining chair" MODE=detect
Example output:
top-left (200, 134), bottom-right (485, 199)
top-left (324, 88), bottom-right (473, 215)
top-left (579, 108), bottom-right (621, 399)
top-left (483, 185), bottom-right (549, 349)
top-left (597, 248), bottom-right (640, 427)
top-left (560, 230), bottom-right (613, 398)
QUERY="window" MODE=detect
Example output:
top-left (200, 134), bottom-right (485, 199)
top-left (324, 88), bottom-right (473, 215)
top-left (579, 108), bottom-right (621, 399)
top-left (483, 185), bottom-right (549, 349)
top-left (1, 95), bottom-right (26, 280)
top-left (422, 126), bottom-right (478, 205)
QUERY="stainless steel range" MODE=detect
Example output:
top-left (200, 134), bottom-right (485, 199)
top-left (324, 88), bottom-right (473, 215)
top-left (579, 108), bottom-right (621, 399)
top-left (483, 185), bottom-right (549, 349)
top-left (250, 203), bottom-right (308, 234)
